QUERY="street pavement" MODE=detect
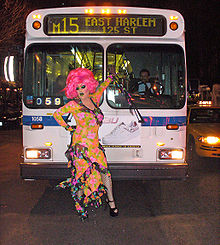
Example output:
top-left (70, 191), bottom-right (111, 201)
top-left (0, 129), bottom-right (219, 245)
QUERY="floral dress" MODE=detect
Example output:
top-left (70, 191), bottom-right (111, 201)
top-left (53, 76), bottom-right (113, 218)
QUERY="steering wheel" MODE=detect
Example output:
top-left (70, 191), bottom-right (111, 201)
top-left (150, 82), bottom-right (165, 95)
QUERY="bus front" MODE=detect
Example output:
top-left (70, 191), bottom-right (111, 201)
top-left (21, 6), bottom-right (188, 180)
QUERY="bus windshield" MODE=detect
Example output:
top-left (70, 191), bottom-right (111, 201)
top-left (24, 43), bottom-right (185, 109)
top-left (107, 44), bottom-right (185, 109)
top-left (24, 43), bottom-right (103, 108)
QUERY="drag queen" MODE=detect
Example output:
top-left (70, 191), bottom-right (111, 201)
top-left (53, 68), bottom-right (118, 219)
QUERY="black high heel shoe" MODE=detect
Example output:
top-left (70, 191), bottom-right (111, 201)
top-left (106, 199), bottom-right (119, 217)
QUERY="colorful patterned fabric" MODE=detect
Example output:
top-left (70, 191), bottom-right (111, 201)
top-left (53, 76), bottom-right (112, 218)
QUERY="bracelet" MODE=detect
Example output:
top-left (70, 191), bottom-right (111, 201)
top-left (64, 125), bottom-right (71, 130)
top-left (108, 75), bottom-right (114, 80)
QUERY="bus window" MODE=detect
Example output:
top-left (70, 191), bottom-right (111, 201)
top-left (24, 43), bottom-right (103, 108)
top-left (106, 44), bottom-right (185, 109)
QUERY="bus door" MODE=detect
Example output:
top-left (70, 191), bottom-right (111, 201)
top-left (99, 43), bottom-right (186, 163)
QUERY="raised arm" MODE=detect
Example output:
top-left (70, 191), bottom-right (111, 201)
top-left (91, 76), bottom-right (113, 105)
top-left (53, 100), bottom-right (77, 131)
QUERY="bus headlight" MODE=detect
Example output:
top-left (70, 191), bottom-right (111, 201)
top-left (25, 148), bottom-right (51, 159)
top-left (159, 149), bottom-right (183, 160)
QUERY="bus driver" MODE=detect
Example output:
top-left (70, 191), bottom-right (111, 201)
top-left (132, 69), bottom-right (154, 96)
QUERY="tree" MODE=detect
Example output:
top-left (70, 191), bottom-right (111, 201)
top-left (0, 0), bottom-right (30, 54)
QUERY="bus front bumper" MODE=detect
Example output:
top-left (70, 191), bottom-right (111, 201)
top-left (20, 162), bottom-right (188, 180)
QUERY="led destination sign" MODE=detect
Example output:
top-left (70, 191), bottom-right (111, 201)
top-left (45, 14), bottom-right (166, 36)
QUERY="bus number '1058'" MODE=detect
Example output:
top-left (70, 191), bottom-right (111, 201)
top-left (32, 116), bottom-right (43, 122)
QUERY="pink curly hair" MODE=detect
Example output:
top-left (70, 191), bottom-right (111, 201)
top-left (64, 68), bottom-right (99, 99)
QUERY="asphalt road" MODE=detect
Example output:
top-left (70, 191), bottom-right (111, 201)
top-left (0, 129), bottom-right (219, 245)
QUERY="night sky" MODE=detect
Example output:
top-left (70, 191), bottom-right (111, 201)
top-left (25, 0), bottom-right (220, 85)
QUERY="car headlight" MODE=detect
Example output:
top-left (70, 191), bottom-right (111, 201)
top-left (158, 149), bottom-right (184, 160)
top-left (25, 148), bottom-right (51, 159)
top-left (198, 136), bottom-right (220, 144)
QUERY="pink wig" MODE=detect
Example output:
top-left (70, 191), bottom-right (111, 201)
top-left (64, 68), bottom-right (99, 99)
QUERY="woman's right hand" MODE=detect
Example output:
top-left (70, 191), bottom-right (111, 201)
top-left (64, 125), bottom-right (74, 131)
top-left (68, 127), bottom-right (74, 132)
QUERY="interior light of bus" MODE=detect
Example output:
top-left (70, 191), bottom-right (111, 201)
top-left (170, 22), bottom-right (178, 31)
top-left (32, 21), bottom-right (41, 30)
top-left (118, 9), bottom-right (127, 14)
top-left (34, 54), bottom-right (41, 63)
top-left (157, 142), bottom-right (165, 146)
top-left (25, 149), bottom-right (51, 159)
top-left (33, 14), bottom-right (41, 19)
top-left (159, 149), bottom-right (183, 160)
top-left (166, 124), bottom-right (179, 130)
top-left (85, 9), bottom-right (94, 14)
top-left (170, 15), bottom-right (178, 20)
top-left (31, 123), bottom-right (44, 129)
top-left (45, 142), bottom-right (53, 146)
top-left (101, 9), bottom-right (111, 14)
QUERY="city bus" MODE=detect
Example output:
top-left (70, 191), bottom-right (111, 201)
top-left (20, 6), bottom-right (188, 181)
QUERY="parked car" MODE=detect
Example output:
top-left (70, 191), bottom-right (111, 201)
top-left (0, 87), bottom-right (22, 129)
top-left (0, 107), bottom-right (21, 129)
top-left (186, 106), bottom-right (220, 161)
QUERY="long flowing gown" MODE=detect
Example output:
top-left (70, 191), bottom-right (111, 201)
top-left (53, 76), bottom-right (112, 218)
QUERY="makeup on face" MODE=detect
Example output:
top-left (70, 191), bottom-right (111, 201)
top-left (76, 83), bottom-right (89, 98)
top-left (76, 84), bottom-right (86, 90)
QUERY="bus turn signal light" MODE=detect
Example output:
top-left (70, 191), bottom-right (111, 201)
top-left (32, 21), bottom-right (41, 30)
top-left (31, 123), bottom-right (44, 129)
top-left (166, 124), bottom-right (179, 130)
top-left (157, 142), bottom-right (165, 146)
top-left (170, 22), bottom-right (178, 31)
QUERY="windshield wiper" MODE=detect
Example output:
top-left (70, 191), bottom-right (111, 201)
top-left (112, 74), bottom-right (145, 123)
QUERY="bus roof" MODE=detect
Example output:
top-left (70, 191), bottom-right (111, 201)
top-left (26, 6), bottom-right (184, 41)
